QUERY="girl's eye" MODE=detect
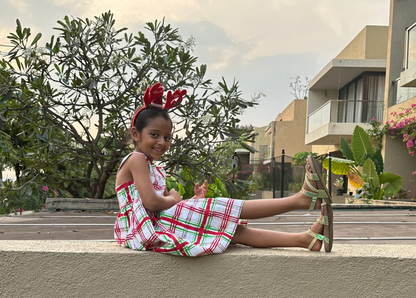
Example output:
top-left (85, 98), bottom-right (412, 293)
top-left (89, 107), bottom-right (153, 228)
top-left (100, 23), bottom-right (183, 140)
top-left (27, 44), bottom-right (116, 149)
top-left (165, 137), bottom-right (171, 141)
top-left (150, 133), bottom-right (158, 138)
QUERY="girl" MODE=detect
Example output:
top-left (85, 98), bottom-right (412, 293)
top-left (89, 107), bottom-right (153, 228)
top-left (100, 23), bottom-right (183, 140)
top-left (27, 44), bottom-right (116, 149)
top-left (114, 83), bottom-right (333, 256)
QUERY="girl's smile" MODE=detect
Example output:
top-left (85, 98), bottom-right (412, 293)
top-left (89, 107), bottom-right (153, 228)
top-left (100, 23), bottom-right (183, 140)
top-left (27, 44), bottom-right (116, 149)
top-left (132, 116), bottom-right (173, 161)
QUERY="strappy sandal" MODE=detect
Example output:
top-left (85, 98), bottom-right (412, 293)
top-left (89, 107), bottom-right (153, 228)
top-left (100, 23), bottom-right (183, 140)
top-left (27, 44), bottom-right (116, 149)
top-left (307, 209), bottom-right (332, 252)
top-left (301, 155), bottom-right (333, 212)
top-left (323, 203), bottom-right (333, 252)
top-left (307, 155), bottom-right (332, 205)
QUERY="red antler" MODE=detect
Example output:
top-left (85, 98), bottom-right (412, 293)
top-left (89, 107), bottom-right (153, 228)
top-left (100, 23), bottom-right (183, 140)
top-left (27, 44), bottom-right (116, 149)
top-left (164, 89), bottom-right (187, 110)
top-left (143, 82), bottom-right (164, 108)
top-left (132, 83), bottom-right (186, 127)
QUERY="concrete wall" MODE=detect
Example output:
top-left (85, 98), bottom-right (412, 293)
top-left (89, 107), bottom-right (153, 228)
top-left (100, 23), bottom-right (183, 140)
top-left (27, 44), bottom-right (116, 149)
top-left (382, 0), bottom-right (416, 199)
top-left (384, 96), bottom-right (416, 199)
top-left (336, 26), bottom-right (388, 60)
top-left (384, 0), bottom-right (416, 108)
top-left (1, 241), bottom-right (416, 298)
top-left (251, 125), bottom-right (269, 161)
top-left (307, 89), bottom-right (338, 117)
top-left (273, 99), bottom-right (312, 158)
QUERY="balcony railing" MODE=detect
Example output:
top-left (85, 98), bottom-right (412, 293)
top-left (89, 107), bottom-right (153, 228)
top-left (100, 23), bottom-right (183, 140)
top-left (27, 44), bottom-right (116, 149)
top-left (395, 78), bottom-right (416, 104)
top-left (307, 100), bottom-right (384, 133)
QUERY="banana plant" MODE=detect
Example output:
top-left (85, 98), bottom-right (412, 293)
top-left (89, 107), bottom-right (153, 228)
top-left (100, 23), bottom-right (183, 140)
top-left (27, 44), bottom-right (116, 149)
top-left (322, 126), bottom-right (402, 199)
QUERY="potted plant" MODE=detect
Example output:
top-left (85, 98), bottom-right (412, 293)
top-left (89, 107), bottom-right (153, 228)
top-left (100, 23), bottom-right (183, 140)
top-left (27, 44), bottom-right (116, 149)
top-left (334, 177), bottom-right (344, 196)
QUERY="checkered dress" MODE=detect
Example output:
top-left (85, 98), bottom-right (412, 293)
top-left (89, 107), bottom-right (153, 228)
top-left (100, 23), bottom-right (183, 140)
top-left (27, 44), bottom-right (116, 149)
top-left (114, 152), bottom-right (244, 257)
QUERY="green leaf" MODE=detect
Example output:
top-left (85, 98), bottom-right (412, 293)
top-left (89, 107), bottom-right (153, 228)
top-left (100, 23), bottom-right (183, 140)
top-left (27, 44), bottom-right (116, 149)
top-left (240, 142), bottom-right (257, 153)
top-left (177, 181), bottom-right (185, 196)
top-left (340, 137), bottom-right (354, 160)
top-left (16, 19), bottom-right (23, 38)
top-left (322, 156), bottom-right (355, 175)
top-left (369, 149), bottom-right (384, 175)
top-left (351, 126), bottom-right (376, 165)
top-left (362, 158), bottom-right (379, 188)
top-left (379, 172), bottom-right (403, 196)
top-left (31, 33), bottom-right (42, 46)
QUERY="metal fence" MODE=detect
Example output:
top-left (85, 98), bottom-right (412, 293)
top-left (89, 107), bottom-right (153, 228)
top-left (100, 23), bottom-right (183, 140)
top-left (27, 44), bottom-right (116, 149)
top-left (239, 152), bottom-right (306, 198)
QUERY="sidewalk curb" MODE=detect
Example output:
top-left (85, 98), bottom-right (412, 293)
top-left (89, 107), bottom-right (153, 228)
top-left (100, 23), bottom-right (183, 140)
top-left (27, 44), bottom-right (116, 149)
top-left (1, 210), bottom-right (37, 217)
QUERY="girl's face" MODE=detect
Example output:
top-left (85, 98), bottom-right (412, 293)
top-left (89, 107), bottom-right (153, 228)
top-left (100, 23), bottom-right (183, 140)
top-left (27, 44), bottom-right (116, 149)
top-left (132, 116), bottom-right (173, 161)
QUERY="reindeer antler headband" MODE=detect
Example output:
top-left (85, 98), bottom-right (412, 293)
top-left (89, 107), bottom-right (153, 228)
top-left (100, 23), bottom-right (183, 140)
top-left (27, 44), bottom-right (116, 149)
top-left (132, 82), bottom-right (187, 127)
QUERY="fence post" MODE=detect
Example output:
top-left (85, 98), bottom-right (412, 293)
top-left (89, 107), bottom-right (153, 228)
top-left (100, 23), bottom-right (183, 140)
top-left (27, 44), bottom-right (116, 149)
top-left (272, 156), bottom-right (276, 198)
top-left (328, 152), bottom-right (332, 196)
top-left (281, 149), bottom-right (285, 199)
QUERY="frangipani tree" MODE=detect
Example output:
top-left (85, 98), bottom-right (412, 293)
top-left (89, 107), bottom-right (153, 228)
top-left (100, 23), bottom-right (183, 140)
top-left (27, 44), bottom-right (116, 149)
top-left (0, 12), bottom-right (259, 201)
top-left (322, 126), bottom-right (402, 200)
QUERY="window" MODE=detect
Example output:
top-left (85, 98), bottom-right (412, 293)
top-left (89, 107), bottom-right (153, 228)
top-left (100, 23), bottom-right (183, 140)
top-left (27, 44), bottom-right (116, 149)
top-left (337, 72), bottom-right (385, 123)
top-left (406, 22), bottom-right (416, 69)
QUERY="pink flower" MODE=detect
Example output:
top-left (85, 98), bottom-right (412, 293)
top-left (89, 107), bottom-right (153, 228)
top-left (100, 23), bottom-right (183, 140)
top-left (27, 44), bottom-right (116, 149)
top-left (406, 140), bottom-right (414, 148)
top-left (371, 118), bottom-right (375, 121)
top-left (17, 208), bottom-right (24, 213)
top-left (43, 186), bottom-right (49, 192)
top-left (55, 190), bottom-right (59, 195)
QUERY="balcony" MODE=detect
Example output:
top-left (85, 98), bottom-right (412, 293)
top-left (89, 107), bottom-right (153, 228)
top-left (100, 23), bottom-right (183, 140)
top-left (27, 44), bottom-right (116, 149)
top-left (306, 100), bottom-right (383, 145)
top-left (396, 78), bottom-right (416, 104)
top-left (399, 22), bottom-right (416, 89)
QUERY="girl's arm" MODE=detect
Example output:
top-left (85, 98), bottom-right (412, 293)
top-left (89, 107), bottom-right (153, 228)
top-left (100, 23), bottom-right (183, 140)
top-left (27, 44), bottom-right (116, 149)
top-left (127, 154), bottom-right (182, 211)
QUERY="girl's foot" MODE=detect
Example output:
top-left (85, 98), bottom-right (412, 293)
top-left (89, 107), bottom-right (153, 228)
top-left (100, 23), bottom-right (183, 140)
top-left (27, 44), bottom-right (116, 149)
top-left (295, 158), bottom-right (322, 210)
top-left (302, 207), bottom-right (326, 251)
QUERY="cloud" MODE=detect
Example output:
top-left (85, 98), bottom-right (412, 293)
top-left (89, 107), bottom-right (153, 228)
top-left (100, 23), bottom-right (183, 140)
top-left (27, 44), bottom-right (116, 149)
top-left (0, 0), bottom-right (390, 127)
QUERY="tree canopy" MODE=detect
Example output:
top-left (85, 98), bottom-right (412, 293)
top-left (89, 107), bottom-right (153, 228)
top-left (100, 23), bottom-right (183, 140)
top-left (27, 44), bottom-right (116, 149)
top-left (0, 11), bottom-right (259, 204)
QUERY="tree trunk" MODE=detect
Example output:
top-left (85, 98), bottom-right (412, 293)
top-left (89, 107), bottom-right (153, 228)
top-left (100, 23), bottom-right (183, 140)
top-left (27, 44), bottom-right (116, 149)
top-left (94, 171), bottom-right (110, 200)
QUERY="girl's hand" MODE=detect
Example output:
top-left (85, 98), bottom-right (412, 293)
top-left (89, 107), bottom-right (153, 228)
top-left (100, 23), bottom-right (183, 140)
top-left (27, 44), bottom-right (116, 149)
top-left (168, 188), bottom-right (183, 204)
top-left (194, 180), bottom-right (208, 199)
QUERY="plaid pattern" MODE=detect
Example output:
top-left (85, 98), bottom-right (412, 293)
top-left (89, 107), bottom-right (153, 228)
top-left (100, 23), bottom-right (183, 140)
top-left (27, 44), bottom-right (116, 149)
top-left (114, 152), bottom-right (244, 257)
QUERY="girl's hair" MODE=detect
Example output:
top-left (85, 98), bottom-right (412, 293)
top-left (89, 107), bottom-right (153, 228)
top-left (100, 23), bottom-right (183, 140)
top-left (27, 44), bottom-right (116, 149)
top-left (132, 107), bottom-right (172, 132)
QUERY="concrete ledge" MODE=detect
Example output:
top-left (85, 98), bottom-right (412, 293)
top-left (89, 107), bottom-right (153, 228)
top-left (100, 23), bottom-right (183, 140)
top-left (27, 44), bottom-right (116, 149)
top-left (1, 241), bottom-right (416, 297)
top-left (45, 198), bottom-right (119, 212)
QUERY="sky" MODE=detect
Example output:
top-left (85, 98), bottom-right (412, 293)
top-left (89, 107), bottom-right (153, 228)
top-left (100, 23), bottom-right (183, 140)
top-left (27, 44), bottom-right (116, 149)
top-left (0, 0), bottom-right (390, 128)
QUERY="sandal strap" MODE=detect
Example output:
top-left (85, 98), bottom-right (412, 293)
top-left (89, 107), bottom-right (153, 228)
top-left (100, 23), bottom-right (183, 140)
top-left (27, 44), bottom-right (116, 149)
top-left (305, 167), bottom-right (320, 181)
top-left (301, 174), bottom-right (328, 211)
top-left (316, 214), bottom-right (329, 226)
top-left (307, 228), bottom-right (329, 250)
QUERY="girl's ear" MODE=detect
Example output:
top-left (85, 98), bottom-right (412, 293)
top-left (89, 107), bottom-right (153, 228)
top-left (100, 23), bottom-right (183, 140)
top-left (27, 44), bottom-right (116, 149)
top-left (131, 127), bottom-right (140, 143)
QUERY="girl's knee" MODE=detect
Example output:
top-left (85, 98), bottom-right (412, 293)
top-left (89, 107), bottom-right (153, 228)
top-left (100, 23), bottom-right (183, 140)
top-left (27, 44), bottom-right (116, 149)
top-left (231, 225), bottom-right (248, 244)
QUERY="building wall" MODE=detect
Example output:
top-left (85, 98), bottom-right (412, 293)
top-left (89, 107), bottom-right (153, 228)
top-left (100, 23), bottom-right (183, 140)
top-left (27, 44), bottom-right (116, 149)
top-left (336, 26), bottom-right (388, 60)
top-left (306, 89), bottom-right (339, 129)
top-left (382, 0), bottom-right (416, 199)
top-left (251, 125), bottom-right (269, 161)
top-left (273, 99), bottom-right (312, 158)
top-left (384, 96), bottom-right (416, 199)
top-left (384, 0), bottom-right (416, 109)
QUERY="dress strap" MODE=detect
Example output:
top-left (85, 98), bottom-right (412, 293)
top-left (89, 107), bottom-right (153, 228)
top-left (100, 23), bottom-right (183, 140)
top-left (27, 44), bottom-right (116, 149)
top-left (117, 152), bottom-right (149, 172)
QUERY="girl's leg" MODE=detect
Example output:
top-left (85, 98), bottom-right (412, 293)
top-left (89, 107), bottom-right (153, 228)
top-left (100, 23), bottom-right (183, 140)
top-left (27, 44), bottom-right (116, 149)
top-left (232, 208), bottom-right (325, 251)
top-left (240, 192), bottom-right (319, 219)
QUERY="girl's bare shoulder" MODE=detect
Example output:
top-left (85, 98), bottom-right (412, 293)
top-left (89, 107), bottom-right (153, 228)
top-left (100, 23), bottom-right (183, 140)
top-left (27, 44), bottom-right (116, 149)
top-left (117, 153), bottom-right (148, 185)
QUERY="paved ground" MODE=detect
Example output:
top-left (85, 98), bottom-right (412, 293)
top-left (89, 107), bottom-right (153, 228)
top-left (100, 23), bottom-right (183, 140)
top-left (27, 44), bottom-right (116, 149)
top-left (1, 207), bottom-right (416, 245)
